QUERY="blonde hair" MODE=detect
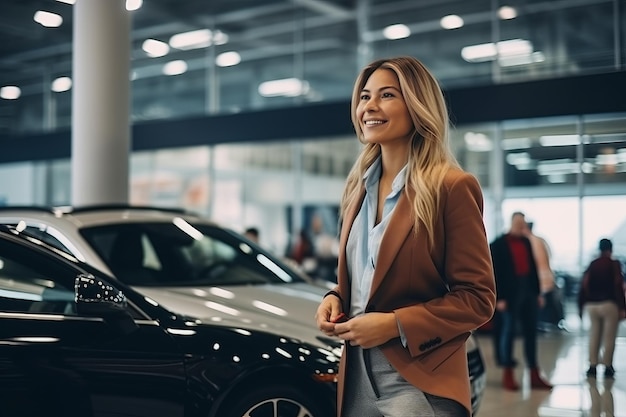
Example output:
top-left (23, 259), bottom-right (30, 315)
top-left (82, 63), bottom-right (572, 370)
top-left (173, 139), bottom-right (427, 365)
top-left (341, 56), bottom-right (460, 247)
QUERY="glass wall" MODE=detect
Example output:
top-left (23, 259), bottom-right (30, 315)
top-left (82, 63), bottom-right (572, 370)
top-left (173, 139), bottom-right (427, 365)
top-left (1, 112), bottom-right (623, 278)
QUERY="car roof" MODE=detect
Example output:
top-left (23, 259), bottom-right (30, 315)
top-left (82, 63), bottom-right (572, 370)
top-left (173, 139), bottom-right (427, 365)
top-left (0, 223), bottom-right (83, 264)
top-left (0, 204), bottom-right (218, 229)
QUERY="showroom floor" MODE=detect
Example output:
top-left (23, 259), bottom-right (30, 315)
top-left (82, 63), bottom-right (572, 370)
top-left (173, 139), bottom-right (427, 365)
top-left (475, 300), bottom-right (625, 417)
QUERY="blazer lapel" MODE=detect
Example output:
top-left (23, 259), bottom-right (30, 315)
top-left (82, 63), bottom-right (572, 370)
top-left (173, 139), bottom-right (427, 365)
top-left (368, 189), bottom-right (414, 301)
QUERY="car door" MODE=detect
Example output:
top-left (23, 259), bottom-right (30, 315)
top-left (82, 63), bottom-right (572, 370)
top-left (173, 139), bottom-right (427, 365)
top-left (0, 235), bottom-right (187, 417)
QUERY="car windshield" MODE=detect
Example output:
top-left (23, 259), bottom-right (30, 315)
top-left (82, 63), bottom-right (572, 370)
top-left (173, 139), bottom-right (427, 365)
top-left (80, 221), bottom-right (307, 287)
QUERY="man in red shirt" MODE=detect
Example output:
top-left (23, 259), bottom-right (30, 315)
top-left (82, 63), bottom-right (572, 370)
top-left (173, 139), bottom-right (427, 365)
top-left (490, 212), bottom-right (553, 391)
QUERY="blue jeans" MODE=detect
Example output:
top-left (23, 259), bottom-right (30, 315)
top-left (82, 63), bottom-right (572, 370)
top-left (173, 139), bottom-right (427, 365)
top-left (499, 284), bottom-right (539, 368)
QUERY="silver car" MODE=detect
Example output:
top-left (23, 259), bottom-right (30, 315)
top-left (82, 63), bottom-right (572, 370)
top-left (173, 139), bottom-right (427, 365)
top-left (0, 205), bottom-right (486, 413)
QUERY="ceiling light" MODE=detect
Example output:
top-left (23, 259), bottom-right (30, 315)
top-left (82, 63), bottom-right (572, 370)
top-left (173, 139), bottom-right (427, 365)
top-left (212, 30), bottom-right (229, 46)
top-left (498, 39), bottom-right (533, 55)
top-left (464, 132), bottom-right (492, 152)
top-left (0, 86), bottom-right (21, 100)
top-left (461, 43), bottom-right (497, 62)
top-left (51, 76), bottom-right (72, 92)
top-left (462, 39), bottom-right (534, 63)
top-left (258, 78), bottom-right (310, 97)
top-left (383, 24), bottom-right (411, 40)
top-left (163, 60), bottom-right (187, 76)
top-left (216, 51), bottom-right (241, 67)
top-left (498, 6), bottom-right (517, 20)
top-left (537, 159), bottom-right (579, 175)
top-left (33, 10), bottom-right (63, 28)
top-left (539, 135), bottom-right (580, 147)
top-left (502, 137), bottom-right (531, 150)
top-left (126, 0), bottom-right (143, 11)
top-left (170, 29), bottom-right (212, 50)
top-left (142, 39), bottom-right (169, 58)
top-left (506, 151), bottom-right (535, 170)
top-left (440, 15), bottom-right (464, 30)
top-left (499, 51), bottom-right (545, 66)
top-left (506, 152), bottom-right (531, 166)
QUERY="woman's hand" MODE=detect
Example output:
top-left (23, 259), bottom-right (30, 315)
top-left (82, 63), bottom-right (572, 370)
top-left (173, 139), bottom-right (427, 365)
top-left (333, 312), bottom-right (399, 349)
top-left (315, 293), bottom-right (343, 336)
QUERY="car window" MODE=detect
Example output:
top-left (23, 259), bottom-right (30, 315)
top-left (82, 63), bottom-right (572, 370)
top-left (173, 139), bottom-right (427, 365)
top-left (4, 223), bottom-right (73, 254)
top-left (81, 222), bottom-right (305, 286)
top-left (0, 238), bottom-right (76, 315)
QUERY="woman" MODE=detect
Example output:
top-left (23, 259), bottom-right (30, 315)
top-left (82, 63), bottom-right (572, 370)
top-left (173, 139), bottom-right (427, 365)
top-left (578, 238), bottom-right (626, 379)
top-left (315, 56), bottom-right (496, 417)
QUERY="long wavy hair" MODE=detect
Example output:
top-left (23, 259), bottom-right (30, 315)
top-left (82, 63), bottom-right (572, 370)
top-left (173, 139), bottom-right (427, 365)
top-left (341, 56), bottom-right (460, 248)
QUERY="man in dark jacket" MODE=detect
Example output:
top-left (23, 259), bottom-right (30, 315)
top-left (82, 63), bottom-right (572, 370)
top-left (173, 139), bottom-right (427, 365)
top-left (490, 211), bottom-right (553, 391)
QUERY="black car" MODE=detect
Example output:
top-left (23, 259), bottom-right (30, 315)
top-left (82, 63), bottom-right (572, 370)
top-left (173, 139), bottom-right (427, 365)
top-left (0, 226), bottom-right (340, 417)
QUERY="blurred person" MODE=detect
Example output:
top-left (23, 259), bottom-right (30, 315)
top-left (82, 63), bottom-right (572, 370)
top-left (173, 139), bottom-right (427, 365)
top-left (578, 238), bottom-right (626, 379)
top-left (311, 211), bottom-right (339, 282)
top-left (490, 211), bottom-right (553, 391)
top-left (524, 221), bottom-right (555, 296)
top-left (314, 56), bottom-right (496, 417)
top-left (244, 227), bottom-right (260, 244)
top-left (290, 228), bottom-right (314, 265)
top-left (523, 220), bottom-right (566, 331)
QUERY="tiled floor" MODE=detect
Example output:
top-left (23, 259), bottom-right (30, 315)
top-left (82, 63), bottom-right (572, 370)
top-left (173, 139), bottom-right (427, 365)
top-left (475, 300), bottom-right (626, 417)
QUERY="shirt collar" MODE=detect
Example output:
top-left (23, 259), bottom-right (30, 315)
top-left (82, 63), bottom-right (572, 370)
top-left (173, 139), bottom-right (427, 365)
top-left (363, 157), bottom-right (407, 196)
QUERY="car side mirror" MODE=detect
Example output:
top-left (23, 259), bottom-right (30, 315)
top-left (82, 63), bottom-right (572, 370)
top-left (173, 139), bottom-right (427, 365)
top-left (75, 274), bottom-right (138, 335)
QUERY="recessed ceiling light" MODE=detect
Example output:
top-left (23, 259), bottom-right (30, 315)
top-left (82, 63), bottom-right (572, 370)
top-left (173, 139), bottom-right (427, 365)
top-left (212, 30), bottom-right (229, 46)
top-left (163, 60), bottom-right (188, 76)
top-left (258, 78), bottom-right (310, 97)
top-left (498, 6), bottom-right (517, 20)
top-left (440, 15), bottom-right (464, 30)
top-left (0, 86), bottom-right (21, 100)
top-left (33, 10), bottom-right (63, 28)
top-left (539, 135), bottom-right (580, 147)
top-left (170, 29), bottom-right (212, 50)
top-left (142, 39), bottom-right (169, 58)
top-left (462, 39), bottom-right (534, 63)
top-left (383, 24), bottom-right (411, 40)
top-left (51, 76), bottom-right (72, 92)
top-left (126, 0), bottom-right (143, 11)
top-left (216, 51), bottom-right (241, 67)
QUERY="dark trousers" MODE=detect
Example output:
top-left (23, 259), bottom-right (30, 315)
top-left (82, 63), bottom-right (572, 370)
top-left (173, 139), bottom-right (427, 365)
top-left (498, 279), bottom-right (539, 368)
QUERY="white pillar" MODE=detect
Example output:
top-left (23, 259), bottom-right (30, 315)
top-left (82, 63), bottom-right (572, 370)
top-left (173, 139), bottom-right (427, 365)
top-left (71, 0), bottom-right (130, 206)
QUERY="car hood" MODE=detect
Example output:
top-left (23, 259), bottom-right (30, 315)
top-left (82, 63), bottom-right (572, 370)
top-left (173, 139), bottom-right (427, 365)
top-left (134, 282), bottom-right (340, 348)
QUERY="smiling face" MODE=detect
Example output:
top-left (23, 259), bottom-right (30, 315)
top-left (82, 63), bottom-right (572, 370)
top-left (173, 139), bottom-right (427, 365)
top-left (356, 68), bottom-right (414, 147)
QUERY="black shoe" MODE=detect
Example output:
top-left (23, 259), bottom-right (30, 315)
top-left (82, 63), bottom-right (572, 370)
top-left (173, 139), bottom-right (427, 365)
top-left (586, 366), bottom-right (597, 377)
top-left (604, 366), bottom-right (615, 378)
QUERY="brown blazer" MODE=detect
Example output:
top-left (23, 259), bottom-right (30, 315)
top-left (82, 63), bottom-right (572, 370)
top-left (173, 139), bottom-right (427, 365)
top-left (333, 168), bottom-right (496, 416)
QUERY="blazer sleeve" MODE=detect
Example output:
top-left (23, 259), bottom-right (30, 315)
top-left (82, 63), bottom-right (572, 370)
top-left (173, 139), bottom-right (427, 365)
top-left (394, 172), bottom-right (497, 358)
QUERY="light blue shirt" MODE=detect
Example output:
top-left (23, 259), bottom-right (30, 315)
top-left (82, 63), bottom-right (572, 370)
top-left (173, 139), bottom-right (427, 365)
top-left (346, 157), bottom-right (407, 321)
